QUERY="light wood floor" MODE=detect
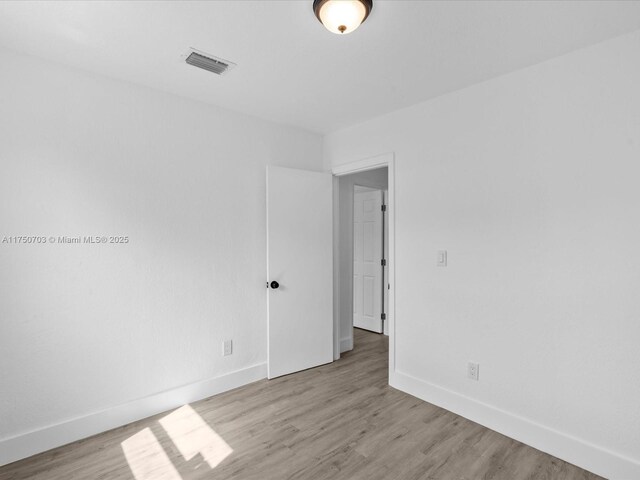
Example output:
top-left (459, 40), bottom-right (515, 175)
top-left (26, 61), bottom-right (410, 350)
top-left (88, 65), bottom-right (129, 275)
top-left (1, 329), bottom-right (602, 480)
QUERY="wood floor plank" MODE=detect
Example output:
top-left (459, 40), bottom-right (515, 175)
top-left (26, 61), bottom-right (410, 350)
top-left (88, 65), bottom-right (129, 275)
top-left (0, 329), bottom-right (603, 480)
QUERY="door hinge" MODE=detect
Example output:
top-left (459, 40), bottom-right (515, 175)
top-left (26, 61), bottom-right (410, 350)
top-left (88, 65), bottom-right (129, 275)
top-left (381, 204), bottom-right (387, 211)
top-left (381, 313), bottom-right (386, 320)
top-left (381, 259), bottom-right (386, 266)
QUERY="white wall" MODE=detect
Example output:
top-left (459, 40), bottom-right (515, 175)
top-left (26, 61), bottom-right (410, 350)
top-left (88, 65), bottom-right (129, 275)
top-left (324, 31), bottom-right (640, 479)
top-left (336, 169), bottom-right (387, 351)
top-left (0, 48), bottom-right (323, 464)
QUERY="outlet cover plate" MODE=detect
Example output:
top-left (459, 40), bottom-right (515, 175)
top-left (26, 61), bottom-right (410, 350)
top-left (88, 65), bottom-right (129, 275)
top-left (468, 362), bottom-right (479, 381)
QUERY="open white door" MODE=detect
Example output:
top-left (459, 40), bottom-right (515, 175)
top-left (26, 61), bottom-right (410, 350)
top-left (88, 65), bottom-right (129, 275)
top-left (353, 188), bottom-right (383, 333)
top-left (267, 166), bottom-right (333, 379)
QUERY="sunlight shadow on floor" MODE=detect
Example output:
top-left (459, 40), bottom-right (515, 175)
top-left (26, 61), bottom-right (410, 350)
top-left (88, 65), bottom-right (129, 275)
top-left (159, 404), bottom-right (233, 469)
top-left (121, 404), bottom-right (233, 479)
top-left (121, 427), bottom-right (183, 480)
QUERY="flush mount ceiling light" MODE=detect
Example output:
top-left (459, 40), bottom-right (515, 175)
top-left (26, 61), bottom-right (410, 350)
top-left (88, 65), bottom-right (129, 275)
top-left (313, 0), bottom-right (373, 35)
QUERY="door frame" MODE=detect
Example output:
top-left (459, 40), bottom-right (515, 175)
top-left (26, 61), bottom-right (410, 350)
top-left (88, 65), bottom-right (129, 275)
top-left (332, 152), bottom-right (396, 380)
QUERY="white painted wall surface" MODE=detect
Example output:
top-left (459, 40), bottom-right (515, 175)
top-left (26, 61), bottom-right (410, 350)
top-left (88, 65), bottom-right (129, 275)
top-left (324, 31), bottom-right (640, 479)
top-left (336, 169), bottom-right (387, 352)
top-left (0, 49), bottom-right (322, 462)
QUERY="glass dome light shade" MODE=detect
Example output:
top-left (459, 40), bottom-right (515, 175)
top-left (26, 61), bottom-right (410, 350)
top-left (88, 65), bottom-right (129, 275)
top-left (313, 0), bottom-right (373, 35)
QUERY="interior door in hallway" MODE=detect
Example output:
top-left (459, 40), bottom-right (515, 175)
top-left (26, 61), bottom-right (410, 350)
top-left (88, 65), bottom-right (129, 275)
top-left (266, 166), bottom-right (333, 379)
top-left (353, 187), bottom-right (383, 333)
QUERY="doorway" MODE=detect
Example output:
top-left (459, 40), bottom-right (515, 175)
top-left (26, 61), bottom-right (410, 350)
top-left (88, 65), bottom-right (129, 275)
top-left (332, 154), bottom-right (394, 367)
top-left (266, 155), bottom-right (393, 380)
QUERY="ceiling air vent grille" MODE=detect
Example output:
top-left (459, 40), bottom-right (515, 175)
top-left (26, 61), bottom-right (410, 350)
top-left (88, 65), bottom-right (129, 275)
top-left (185, 50), bottom-right (236, 76)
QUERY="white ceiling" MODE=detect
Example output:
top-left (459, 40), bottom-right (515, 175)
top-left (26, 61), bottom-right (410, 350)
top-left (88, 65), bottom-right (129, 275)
top-left (1, 1), bottom-right (640, 134)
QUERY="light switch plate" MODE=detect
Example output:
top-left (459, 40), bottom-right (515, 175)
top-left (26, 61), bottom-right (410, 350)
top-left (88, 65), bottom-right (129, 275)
top-left (437, 250), bottom-right (447, 267)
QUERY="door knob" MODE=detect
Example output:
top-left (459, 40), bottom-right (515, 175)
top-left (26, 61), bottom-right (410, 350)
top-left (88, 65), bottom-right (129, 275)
top-left (270, 281), bottom-right (280, 289)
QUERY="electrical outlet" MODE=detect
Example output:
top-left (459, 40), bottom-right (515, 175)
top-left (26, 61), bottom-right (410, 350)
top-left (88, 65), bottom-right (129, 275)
top-left (223, 340), bottom-right (233, 356)
top-left (468, 362), bottom-right (479, 381)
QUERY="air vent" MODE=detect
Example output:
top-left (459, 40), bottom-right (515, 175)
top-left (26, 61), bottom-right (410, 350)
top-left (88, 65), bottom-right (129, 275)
top-left (184, 50), bottom-right (236, 76)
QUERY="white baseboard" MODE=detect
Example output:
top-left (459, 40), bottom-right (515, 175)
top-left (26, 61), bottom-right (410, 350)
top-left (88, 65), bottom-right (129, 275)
top-left (0, 363), bottom-right (267, 467)
top-left (340, 336), bottom-right (353, 353)
top-left (390, 370), bottom-right (640, 480)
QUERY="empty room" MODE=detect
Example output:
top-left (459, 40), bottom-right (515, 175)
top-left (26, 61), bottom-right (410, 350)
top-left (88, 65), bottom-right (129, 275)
top-left (1, 1), bottom-right (639, 479)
